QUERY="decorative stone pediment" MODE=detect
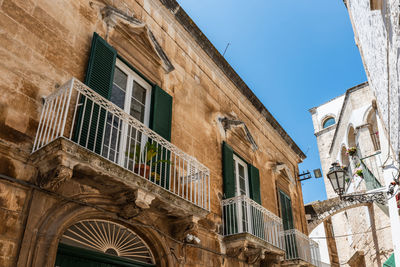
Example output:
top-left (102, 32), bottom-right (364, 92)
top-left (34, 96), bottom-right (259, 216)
top-left (100, 5), bottom-right (174, 74)
top-left (274, 162), bottom-right (295, 184)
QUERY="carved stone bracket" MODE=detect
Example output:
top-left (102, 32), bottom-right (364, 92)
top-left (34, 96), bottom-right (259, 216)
top-left (170, 215), bottom-right (200, 241)
top-left (116, 189), bottom-right (155, 219)
top-left (224, 233), bottom-right (285, 265)
top-left (37, 165), bottom-right (73, 191)
top-left (244, 247), bottom-right (266, 264)
top-left (226, 242), bottom-right (269, 264)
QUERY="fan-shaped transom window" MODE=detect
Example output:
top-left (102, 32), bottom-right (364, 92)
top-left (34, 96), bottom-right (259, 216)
top-left (60, 220), bottom-right (155, 264)
top-left (322, 117), bottom-right (335, 128)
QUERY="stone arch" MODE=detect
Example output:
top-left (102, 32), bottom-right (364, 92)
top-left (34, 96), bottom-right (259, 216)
top-left (340, 145), bottom-right (350, 167)
top-left (17, 193), bottom-right (172, 267)
top-left (365, 107), bottom-right (381, 151)
top-left (347, 125), bottom-right (356, 148)
top-left (306, 197), bottom-right (371, 232)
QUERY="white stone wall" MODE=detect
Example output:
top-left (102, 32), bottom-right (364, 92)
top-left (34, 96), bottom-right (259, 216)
top-left (310, 223), bottom-right (331, 266)
top-left (346, 0), bottom-right (400, 159)
top-left (309, 85), bottom-right (393, 266)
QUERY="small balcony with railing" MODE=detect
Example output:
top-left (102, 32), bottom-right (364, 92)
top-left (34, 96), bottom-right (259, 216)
top-left (31, 78), bottom-right (210, 219)
top-left (221, 195), bottom-right (321, 266)
top-left (222, 195), bottom-right (285, 262)
top-left (283, 229), bottom-right (322, 267)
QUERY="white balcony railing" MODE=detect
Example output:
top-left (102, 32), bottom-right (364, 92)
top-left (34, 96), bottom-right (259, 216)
top-left (284, 229), bottom-right (321, 267)
top-left (32, 78), bottom-right (210, 210)
top-left (221, 195), bottom-right (285, 250)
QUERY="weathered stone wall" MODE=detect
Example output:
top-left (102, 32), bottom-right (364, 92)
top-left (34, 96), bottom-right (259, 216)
top-left (0, 0), bottom-right (308, 266)
top-left (346, 0), bottom-right (400, 159)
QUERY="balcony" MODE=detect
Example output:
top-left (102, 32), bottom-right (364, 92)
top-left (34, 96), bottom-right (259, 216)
top-left (283, 229), bottom-right (321, 267)
top-left (221, 195), bottom-right (285, 262)
top-left (31, 78), bottom-right (210, 218)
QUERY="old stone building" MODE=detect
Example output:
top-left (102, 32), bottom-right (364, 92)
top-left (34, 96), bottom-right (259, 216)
top-left (0, 0), bottom-right (320, 266)
top-left (309, 83), bottom-right (394, 266)
top-left (342, 0), bottom-right (400, 264)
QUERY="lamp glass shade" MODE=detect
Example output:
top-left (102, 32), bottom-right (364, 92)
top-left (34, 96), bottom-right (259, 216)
top-left (327, 163), bottom-right (346, 195)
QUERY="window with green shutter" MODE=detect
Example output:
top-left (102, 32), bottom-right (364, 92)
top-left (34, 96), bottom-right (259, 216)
top-left (279, 190), bottom-right (297, 258)
top-left (74, 32), bottom-right (173, 182)
top-left (221, 142), bottom-right (262, 203)
top-left (279, 190), bottom-right (294, 230)
top-left (74, 32), bottom-right (116, 152)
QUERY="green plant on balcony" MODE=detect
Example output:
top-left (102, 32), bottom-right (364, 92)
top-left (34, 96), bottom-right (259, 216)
top-left (353, 166), bottom-right (363, 179)
top-left (128, 141), bottom-right (171, 180)
top-left (346, 147), bottom-right (357, 156)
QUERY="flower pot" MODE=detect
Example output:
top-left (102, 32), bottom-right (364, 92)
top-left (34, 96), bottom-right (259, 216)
top-left (134, 164), bottom-right (151, 179)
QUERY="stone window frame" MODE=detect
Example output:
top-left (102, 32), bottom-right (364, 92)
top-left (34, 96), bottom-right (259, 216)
top-left (321, 114), bottom-right (336, 129)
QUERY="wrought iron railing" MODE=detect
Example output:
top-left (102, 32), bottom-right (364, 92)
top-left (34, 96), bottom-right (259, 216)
top-left (360, 152), bottom-right (383, 190)
top-left (370, 131), bottom-right (381, 151)
top-left (221, 195), bottom-right (285, 250)
top-left (32, 78), bottom-right (210, 210)
top-left (283, 229), bottom-right (321, 267)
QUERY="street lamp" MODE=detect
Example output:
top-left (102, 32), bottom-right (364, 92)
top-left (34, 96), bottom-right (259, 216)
top-left (326, 162), bottom-right (394, 205)
top-left (326, 162), bottom-right (347, 196)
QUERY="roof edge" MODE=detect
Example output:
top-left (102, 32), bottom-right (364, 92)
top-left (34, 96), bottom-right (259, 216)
top-left (159, 0), bottom-right (306, 160)
top-left (328, 82), bottom-right (369, 154)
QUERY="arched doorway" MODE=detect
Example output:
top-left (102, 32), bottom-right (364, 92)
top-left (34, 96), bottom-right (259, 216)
top-left (55, 220), bottom-right (156, 267)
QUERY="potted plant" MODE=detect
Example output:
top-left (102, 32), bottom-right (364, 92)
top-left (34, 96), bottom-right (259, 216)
top-left (129, 141), bottom-right (171, 180)
top-left (346, 147), bottom-right (357, 156)
top-left (353, 166), bottom-right (363, 178)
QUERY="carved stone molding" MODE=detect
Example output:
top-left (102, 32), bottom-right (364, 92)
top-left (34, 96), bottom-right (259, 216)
top-left (170, 215), bottom-right (200, 241)
top-left (114, 189), bottom-right (155, 219)
top-left (37, 165), bottom-right (73, 190)
top-left (224, 233), bottom-right (284, 265)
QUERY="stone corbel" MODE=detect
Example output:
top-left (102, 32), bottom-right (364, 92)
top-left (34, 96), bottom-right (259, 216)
top-left (262, 253), bottom-right (282, 266)
top-left (244, 247), bottom-right (266, 264)
top-left (37, 165), bottom-right (73, 191)
top-left (226, 243), bottom-right (267, 264)
top-left (117, 189), bottom-right (155, 219)
top-left (170, 215), bottom-right (200, 241)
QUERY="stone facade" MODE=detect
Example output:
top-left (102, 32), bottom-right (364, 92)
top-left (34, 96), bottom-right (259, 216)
top-left (343, 0), bottom-right (400, 264)
top-left (0, 0), bottom-right (314, 266)
top-left (309, 83), bottom-right (393, 266)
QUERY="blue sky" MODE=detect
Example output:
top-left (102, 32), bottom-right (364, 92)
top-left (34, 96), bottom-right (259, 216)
top-left (177, 0), bottom-right (367, 203)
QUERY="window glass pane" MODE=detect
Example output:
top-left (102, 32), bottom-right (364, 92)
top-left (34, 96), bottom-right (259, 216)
top-left (111, 67), bottom-right (127, 109)
top-left (132, 81), bottom-right (147, 104)
top-left (130, 81), bottom-right (147, 123)
top-left (238, 164), bottom-right (245, 178)
top-left (323, 117), bottom-right (335, 128)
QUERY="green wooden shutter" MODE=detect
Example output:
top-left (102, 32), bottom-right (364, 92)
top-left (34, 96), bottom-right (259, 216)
top-left (150, 85), bottom-right (172, 141)
top-left (279, 190), bottom-right (294, 230)
top-left (74, 32), bottom-right (116, 153)
top-left (85, 32), bottom-right (117, 98)
top-left (248, 165), bottom-right (261, 204)
top-left (222, 142), bottom-right (235, 199)
top-left (280, 190), bottom-right (297, 259)
top-left (149, 85), bottom-right (172, 189)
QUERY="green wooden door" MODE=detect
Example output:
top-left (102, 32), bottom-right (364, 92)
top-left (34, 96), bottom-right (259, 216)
top-left (55, 243), bottom-right (155, 267)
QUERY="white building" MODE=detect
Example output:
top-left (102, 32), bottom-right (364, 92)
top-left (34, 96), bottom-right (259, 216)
top-left (309, 83), bottom-right (394, 266)
top-left (343, 0), bottom-right (400, 265)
